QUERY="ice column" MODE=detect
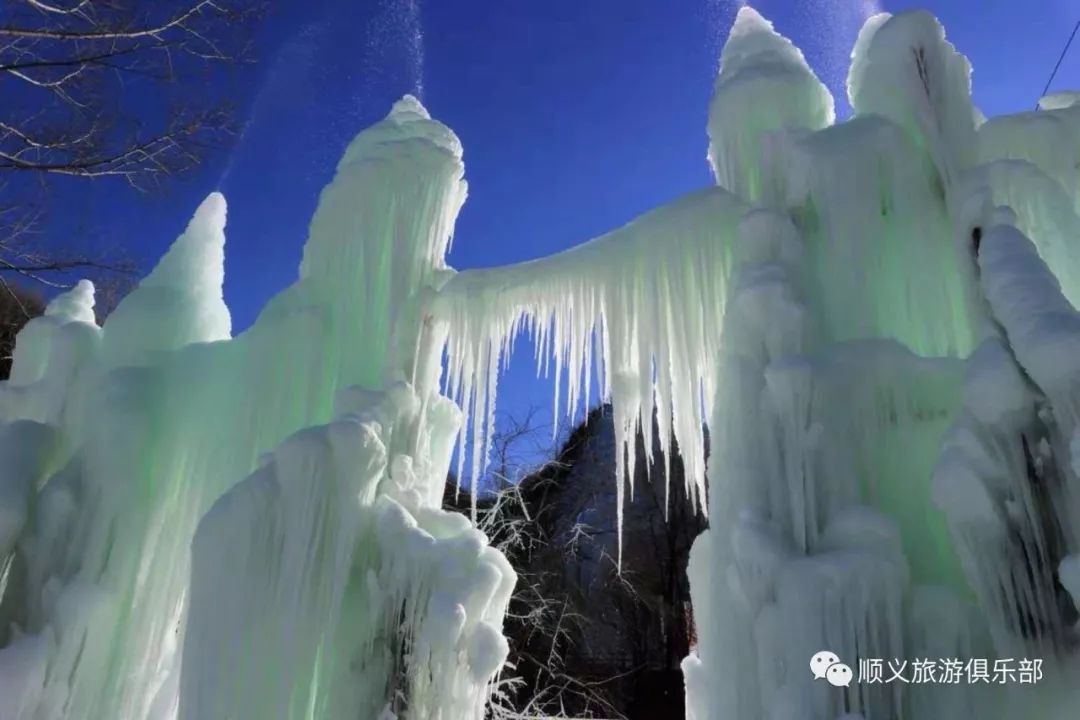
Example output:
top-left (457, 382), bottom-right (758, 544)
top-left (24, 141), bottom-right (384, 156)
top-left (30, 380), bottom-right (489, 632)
top-left (179, 97), bottom-right (515, 720)
top-left (0, 97), bottom-right (515, 720)
top-left (707, 7), bottom-right (834, 205)
top-left (686, 10), bottom-right (999, 720)
top-left (683, 207), bottom-right (924, 720)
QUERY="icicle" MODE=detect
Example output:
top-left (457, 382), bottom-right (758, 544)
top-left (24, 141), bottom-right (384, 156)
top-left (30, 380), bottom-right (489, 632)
top-left (435, 187), bottom-right (744, 547)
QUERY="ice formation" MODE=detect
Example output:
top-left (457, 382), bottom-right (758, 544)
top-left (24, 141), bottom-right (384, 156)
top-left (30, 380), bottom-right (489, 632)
top-left (0, 97), bottom-right (512, 720)
top-left (438, 7), bottom-right (1080, 720)
top-left (2, 5), bottom-right (1080, 720)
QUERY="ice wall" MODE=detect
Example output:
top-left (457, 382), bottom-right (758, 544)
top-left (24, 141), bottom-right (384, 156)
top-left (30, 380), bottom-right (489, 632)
top-left (689, 11), bottom-right (1080, 720)
top-left (0, 97), bottom-right (514, 720)
top-left (432, 7), bottom-right (1080, 720)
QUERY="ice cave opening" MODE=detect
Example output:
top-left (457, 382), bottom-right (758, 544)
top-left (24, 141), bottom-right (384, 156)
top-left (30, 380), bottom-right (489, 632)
top-left (2, 6), bottom-right (1080, 720)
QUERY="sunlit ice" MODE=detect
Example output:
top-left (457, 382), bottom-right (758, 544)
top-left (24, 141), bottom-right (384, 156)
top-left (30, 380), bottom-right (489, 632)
top-left (1, 3), bottom-right (1080, 720)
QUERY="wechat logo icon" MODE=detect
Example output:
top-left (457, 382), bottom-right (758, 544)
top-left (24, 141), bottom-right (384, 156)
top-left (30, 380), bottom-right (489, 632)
top-left (810, 650), bottom-right (853, 687)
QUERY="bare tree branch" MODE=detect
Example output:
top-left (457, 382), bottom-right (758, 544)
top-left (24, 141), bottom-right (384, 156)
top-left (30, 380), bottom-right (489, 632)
top-left (446, 409), bottom-right (626, 719)
top-left (0, 2), bottom-right (223, 42)
top-left (0, 1), bottom-right (261, 287)
top-left (22, 0), bottom-right (94, 16)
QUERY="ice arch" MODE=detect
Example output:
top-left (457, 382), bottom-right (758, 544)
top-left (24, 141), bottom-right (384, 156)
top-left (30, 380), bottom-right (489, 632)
top-left (1, 6), bottom-right (1080, 720)
top-left (436, 8), bottom-right (1080, 720)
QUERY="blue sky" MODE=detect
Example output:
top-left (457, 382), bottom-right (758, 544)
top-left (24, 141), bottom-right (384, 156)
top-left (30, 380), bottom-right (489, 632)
top-left (46, 0), bottom-right (1080, 441)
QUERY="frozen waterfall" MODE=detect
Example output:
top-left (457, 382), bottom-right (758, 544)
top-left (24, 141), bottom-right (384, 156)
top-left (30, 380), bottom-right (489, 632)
top-left (0, 97), bottom-right (513, 720)
top-left (1, 5), bottom-right (1080, 720)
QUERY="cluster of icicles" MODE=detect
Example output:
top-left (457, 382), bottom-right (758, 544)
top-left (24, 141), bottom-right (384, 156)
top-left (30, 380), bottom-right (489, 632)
top-left (2, 5), bottom-right (1080, 720)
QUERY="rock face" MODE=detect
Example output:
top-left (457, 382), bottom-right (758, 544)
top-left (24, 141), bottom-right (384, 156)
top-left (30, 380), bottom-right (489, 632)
top-left (448, 406), bottom-right (707, 719)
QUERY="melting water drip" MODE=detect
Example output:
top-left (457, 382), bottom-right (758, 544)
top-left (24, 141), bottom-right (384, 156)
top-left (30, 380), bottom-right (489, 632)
top-left (366, 0), bottom-right (426, 102)
top-left (216, 19), bottom-right (325, 190)
top-left (218, 0), bottom-right (425, 192)
top-left (402, 0), bottom-right (425, 100)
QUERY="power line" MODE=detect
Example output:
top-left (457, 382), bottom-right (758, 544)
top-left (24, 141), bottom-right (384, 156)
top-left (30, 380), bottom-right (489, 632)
top-left (1037, 19), bottom-right (1080, 109)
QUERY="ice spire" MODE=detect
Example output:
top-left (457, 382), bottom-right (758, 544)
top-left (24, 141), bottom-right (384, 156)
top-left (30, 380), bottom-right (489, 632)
top-left (179, 96), bottom-right (511, 720)
top-left (43, 279), bottom-right (96, 325)
top-left (707, 6), bottom-right (835, 204)
top-left (0, 95), bottom-right (511, 720)
top-left (848, 11), bottom-right (977, 188)
top-left (296, 94), bottom-right (467, 392)
top-left (102, 192), bottom-right (231, 368)
top-left (7, 280), bottom-right (97, 389)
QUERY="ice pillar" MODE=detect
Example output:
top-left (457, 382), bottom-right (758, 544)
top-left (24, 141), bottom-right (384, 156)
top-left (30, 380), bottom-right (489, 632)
top-left (0, 96), bottom-right (514, 720)
top-left (178, 97), bottom-right (514, 720)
